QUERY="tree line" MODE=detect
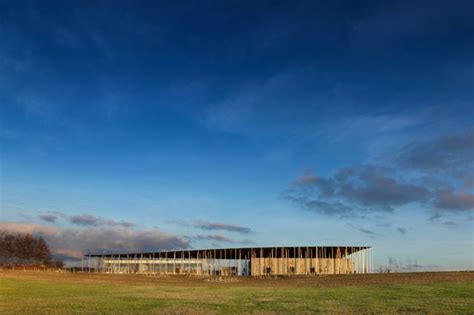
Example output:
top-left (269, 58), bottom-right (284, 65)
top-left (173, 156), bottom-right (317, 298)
top-left (0, 231), bottom-right (59, 268)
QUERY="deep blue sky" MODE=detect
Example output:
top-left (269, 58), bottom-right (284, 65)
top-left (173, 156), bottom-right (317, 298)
top-left (1, 0), bottom-right (473, 269)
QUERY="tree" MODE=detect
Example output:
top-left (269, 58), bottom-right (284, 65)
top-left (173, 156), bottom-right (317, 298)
top-left (35, 237), bottom-right (51, 264)
top-left (0, 232), bottom-right (16, 265)
top-left (0, 231), bottom-right (53, 267)
top-left (15, 233), bottom-right (35, 265)
top-left (0, 232), bottom-right (14, 265)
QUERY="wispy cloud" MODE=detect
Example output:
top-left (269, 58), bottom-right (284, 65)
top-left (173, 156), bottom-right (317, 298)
top-left (193, 234), bottom-right (254, 245)
top-left (38, 211), bottom-right (135, 228)
top-left (165, 219), bottom-right (190, 227)
top-left (396, 227), bottom-right (407, 234)
top-left (69, 214), bottom-right (100, 226)
top-left (428, 213), bottom-right (442, 221)
top-left (194, 234), bottom-right (237, 243)
top-left (442, 221), bottom-right (458, 227)
top-left (167, 219), bottom-right (254, 234)
top-left (193, 220), bottom-right (253, 234)
top-left (38, 213), bottom-right (58, 223)
top-left (359, 228), bottom-right (375, 235)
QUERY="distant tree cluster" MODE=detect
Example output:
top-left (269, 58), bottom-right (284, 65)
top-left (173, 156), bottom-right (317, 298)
top-left (0, 231), bottom-right (56, 268)
top-left (378, 257), bottom-right (422, 273)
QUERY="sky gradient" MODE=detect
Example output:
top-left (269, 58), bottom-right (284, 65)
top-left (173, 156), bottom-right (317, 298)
top-left (0, 0), bottom-right (473, 269)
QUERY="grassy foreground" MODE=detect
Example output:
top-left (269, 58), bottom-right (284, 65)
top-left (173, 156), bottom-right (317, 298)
top-left (1, 271), bottom-right (473, 314)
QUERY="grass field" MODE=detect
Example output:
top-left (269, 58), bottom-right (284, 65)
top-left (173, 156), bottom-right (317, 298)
top-left (1, 271), bottom-right (473, 314)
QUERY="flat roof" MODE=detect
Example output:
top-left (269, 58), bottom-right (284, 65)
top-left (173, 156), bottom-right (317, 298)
top-left (85, 246), bottom-right (371, 258)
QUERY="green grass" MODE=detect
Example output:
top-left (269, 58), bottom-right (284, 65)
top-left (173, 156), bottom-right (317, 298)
top-left (1, 272), bottom-right (473, 314)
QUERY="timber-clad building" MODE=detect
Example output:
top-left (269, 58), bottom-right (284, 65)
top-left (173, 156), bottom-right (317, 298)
top-left (85, 246), bottom-right (373, 276)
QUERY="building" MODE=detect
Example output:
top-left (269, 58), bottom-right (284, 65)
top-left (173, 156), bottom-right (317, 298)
top-left (84, 246), bottom-right (373, 276)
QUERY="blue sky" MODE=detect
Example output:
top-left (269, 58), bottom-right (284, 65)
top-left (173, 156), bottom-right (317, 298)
top-left (0, 0), bottom-right (473, 269)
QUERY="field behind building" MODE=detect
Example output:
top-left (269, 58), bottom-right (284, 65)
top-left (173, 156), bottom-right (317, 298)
top-left (1, 270), bottom-right (473, 314)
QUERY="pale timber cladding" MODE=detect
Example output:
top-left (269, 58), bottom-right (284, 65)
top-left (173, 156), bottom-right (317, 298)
top-left (85, 246), bottom-right (373, 276)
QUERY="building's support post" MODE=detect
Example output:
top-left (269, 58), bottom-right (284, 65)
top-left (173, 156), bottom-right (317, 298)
top-left (160, 251), bottom-right (162, 275)
top-left (355, 247), bottom-right (357, 274)
top-left (367, 248), bottom-right (369, 273)
top-left (352, 247), bottom-right (355, 273)
top-left (303, 247), bottom-right (309, 275)
top-left (322, 247), bottom-right (325, 274)
top-left (250, 248), bottom-right (253, 276)
top-left (125, 253), bottom-right (127, 274)
top-left (203, 251), bottom-right (206, 276)
top-left (363, 248), bottom-right (366, 274)
top-left (244, 253), bottom-right (248, 276)
top-left (300, 247), bottom-right (303, 275)
top-left (328, 247), bottom-right (332, 274)
top-left (197, 250), bottom-right (200, 276)
top-left (365, 248), bottom-right (367, 273)
top-left (324, 247), bottom-right (327, 274)
top-left (278, 247), bottom-right (281, 276)
top-left (357, 247), bottom-right (362, 273)
top-left (344, 247), bottom-right (347, 274)
top-left (208, 250), bottom-right (211, 277)
top-left (238, 249), bottom-right (241, 276)
top-left (173, 251), bottom-right (176, 275)
top-left (223, 248), bottom-right (226, 276)
top-left (269, 248), bottom-right (273, 276)
top-left (213, 249), bottom-right (216, 277)
top-left (292, 247), bottom-right (295, 276)
top-left (275, 247), bottom-right (278, 276)
top-left (315, 247), bottom-right (318, 275)
top-left (372, 247), bottom-right (374, 273)
top-left (164, 251), bottom-right (167, 275)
